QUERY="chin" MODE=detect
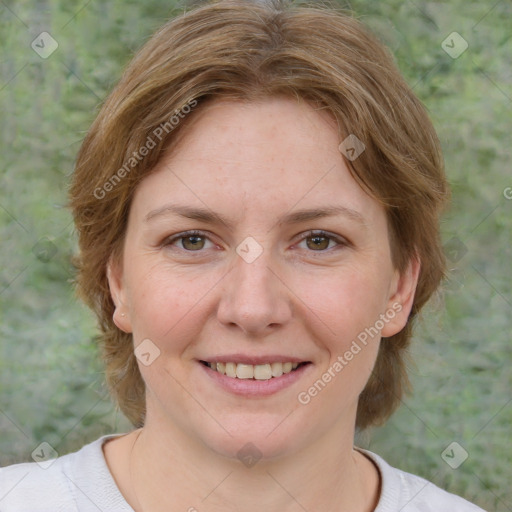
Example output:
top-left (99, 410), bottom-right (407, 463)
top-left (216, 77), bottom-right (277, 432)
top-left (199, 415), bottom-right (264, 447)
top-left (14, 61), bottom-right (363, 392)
top-left (205, 431), bottom-right (295, 463)
top-left (196, 409), bottom-right (318, 463)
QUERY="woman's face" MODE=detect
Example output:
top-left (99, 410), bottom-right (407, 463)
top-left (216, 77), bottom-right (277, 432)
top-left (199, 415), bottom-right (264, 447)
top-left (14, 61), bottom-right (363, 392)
top-left (109, 97), bottom-right (418, 459)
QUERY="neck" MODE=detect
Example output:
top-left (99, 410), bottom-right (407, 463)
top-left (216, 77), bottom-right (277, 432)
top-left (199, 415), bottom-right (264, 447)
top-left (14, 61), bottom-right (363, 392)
top-left (127, 413), bottom-right (380, 512)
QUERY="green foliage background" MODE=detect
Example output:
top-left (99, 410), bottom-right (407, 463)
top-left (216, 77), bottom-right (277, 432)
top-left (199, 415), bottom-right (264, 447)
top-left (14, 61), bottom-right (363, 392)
top-left (0, 0), bottom-right (510, 510)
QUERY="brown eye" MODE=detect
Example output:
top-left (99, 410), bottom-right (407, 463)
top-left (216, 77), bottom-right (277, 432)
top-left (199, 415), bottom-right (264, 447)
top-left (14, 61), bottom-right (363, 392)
top-left (163, 230), bottom-right (213, 252)
top-left (297, 230), bottom-right (347, 253)
top-left (181, 234), bottom-right (205, 251)
top-left (306, 234), bottom-right (330, 251)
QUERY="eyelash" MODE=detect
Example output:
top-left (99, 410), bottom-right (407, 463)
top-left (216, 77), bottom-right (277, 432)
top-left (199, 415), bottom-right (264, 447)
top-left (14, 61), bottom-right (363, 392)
top-left (162, 229), bottom-right (348, 254)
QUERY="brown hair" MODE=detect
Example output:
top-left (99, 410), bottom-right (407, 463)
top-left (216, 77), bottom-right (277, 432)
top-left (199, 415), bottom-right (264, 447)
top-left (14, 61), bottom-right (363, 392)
top-left (69, 0), bottom-right (449, 430)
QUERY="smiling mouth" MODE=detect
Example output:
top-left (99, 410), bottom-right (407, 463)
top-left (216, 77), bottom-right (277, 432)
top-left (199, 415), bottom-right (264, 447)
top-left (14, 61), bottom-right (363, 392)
top-left (200, 361), bottom-right (311, 380)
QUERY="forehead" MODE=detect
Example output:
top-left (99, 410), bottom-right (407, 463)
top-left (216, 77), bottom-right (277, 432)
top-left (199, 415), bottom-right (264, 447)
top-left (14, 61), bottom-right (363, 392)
top-left (130, 97), bottom-right (384, 228)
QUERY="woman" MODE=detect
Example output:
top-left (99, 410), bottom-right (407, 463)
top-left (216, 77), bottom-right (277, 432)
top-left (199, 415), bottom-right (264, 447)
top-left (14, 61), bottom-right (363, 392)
top-left (0, 0), bottom-right (486, 510)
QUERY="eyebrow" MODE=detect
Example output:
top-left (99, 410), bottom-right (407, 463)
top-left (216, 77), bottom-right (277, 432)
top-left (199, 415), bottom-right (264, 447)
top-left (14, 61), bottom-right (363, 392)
top-left (144, 203), bottom-right (366, 229)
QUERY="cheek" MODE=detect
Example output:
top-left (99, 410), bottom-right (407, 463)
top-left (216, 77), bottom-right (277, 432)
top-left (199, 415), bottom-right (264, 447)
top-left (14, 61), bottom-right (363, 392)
top-left (125, 263), bottom-right (220, 347)
top-left (302, 264), bottom-right (391, 345)
top-left (288, 268), bottom-right (387, 422)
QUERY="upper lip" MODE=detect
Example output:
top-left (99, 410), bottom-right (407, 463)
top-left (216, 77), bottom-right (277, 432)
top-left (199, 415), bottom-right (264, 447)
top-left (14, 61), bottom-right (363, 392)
top-left (199, 354), bottom-right (311, 365)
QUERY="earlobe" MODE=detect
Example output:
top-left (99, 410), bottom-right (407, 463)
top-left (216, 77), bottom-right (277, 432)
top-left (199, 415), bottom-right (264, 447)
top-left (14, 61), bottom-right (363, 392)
top-left (381, 256), bottom-right (421, 338)
top-left (107, 257), bottom-right (133, 333)
top-left (112, 307), bottom-right (132, 333)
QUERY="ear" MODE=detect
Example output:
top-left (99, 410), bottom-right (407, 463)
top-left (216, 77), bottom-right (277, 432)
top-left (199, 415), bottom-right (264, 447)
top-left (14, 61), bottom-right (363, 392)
top-left (107, 255), bottom-right (133, 333)
top-left (381, 255), bottom-right (421, 338)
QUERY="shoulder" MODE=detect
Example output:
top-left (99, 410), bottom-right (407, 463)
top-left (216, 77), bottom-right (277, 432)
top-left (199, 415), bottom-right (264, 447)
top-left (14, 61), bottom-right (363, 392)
top-left (358, 448), bottom-right (487, 512)
top-left (0, 434), bottom-right (131, 512)
top-left (0, 452), bottom-right (77, 512)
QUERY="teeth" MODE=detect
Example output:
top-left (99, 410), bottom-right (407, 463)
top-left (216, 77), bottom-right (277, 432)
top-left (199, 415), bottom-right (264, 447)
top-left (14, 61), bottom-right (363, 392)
top-left (236, 364), bottom-right (254, 379)
top-left (205, 361), bottom-right (304, 380)
top-left (254, 364), bottom-right (272, 380)
top-left (225, 362), bottom-right (236, 378)
top-left (271, 362), bottom-right (283, 377)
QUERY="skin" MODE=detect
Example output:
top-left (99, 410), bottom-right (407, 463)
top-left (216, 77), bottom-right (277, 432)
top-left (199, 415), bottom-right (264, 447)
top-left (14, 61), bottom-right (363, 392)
top-left (105, 96), bottom-right (420, 512)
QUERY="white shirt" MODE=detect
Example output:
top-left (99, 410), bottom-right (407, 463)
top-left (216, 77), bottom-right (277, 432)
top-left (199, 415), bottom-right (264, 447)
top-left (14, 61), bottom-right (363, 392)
top-left (0, 434), bottom-right (486, 511)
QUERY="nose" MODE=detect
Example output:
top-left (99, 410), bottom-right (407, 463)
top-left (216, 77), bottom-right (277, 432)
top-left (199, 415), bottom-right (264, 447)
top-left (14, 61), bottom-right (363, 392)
top-left (216, 245), bottom-right (293, 336)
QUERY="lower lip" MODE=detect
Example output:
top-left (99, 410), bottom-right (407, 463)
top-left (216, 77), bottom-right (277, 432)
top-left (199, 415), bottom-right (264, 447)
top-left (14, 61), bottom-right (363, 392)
top-left (199, 362), bottom-right (313, 397)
